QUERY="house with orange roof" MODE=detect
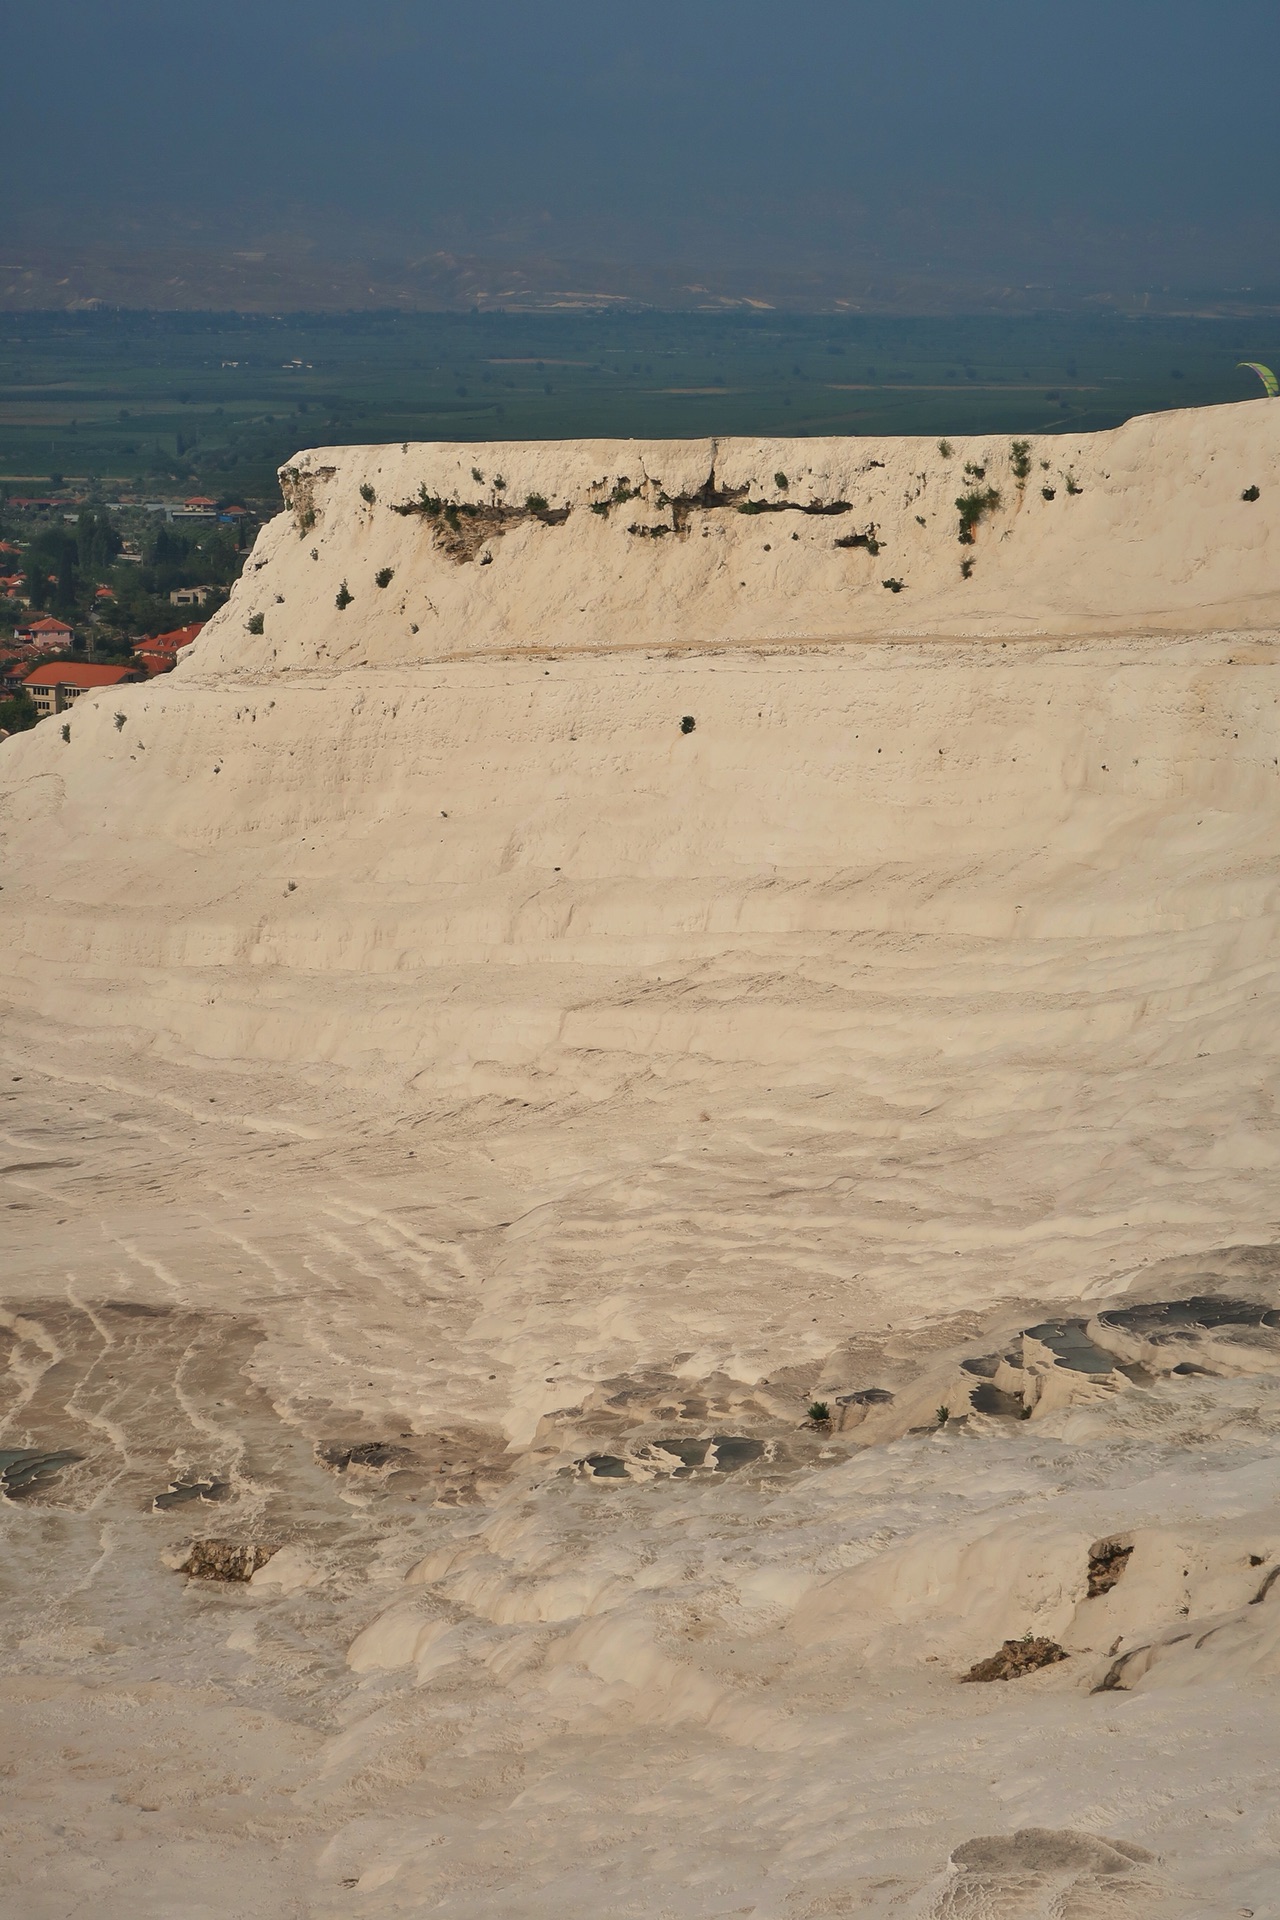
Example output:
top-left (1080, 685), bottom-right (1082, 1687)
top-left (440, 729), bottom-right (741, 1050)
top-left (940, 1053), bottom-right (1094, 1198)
top-left (23, 661), bottom-right (139, 717)
top-left (15, 615), bottom-right (74, 647)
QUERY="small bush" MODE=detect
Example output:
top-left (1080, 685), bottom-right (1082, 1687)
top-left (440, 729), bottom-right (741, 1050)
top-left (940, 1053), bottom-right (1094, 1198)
top-left (1065, 473), bottom-right (1083, 495)
top-left (936, 1404), bottom-right (950, 1426)
top-left (471, 466), bottom-right (484, 484)
top-left (882, 577), bottom-right (905, 592)
top-left (956, 486), bottom-right (1002, 543)
top-left (113, 711), bottom-right (126, 730)
top-left (61, 722), bottom-right (71, 742)
top-left (960, 557), bottom-right (975, 579)
top-left (1010, 440), bottom-right (1031, 482)
top-left (963, 461), bottom-right (986, 479)
top-left (247, 611), bottom-right (265, 634)
top-left (375, 567), bottom-right (394, 588)
top-left (938, 438), bottom-right (954, 458)
top-left (590, 501), bottom-right (610, 516)
top-left (680, 714), bottom-right (696, 734)
top-left (774, 470), bottom-right (789, 490)
top-left (335, 580), bottom-right (353, 609)
top-left (526, 492), bottom-right (548, 513)
top-left (359, 483), bottom-right (376, 504)
top-left (1243, 485), bottom-right (1261, 502)
top-left (493, 474), bottom-right (506, 491)
top-left (808, 1401), bottom-right (831, 1424)
top-left (1041, 485), bottom-right (1056, 501)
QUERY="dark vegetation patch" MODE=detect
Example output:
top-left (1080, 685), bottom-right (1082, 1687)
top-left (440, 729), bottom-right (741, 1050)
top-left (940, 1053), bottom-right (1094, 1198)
top-left (737, 496), bottom-right (852, 517)
top-left (956, 486), bottom-right (1003, 544)
top-left (835, 527), bottom-right (880, 554)
top-left (390, 482), bottom-right (569, 561)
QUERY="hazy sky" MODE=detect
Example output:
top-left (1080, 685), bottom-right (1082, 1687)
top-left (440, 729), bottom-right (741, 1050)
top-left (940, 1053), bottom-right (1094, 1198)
top-left (7, 0), bottom-right (1277, 287)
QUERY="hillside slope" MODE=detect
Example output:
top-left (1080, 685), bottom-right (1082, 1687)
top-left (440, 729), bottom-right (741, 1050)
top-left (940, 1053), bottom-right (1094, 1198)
top-left (3, 406), bottom-right (1280, 1411)
top-left (4, 404), bottom-right (1280, 1916)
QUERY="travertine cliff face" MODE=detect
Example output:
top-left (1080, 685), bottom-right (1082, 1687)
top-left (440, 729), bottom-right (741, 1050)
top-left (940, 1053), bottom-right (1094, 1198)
top-left (210, 406), bottom-right (1280, 673)
top-left (4, 409), bottom-right (1280, 1916)
top-left (4, 409), bottom-right (1280, 1389)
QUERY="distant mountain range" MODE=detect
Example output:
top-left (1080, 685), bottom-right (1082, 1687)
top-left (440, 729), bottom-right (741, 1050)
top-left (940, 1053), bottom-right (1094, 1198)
top-left (3, 241), bottom-right (1278, 317)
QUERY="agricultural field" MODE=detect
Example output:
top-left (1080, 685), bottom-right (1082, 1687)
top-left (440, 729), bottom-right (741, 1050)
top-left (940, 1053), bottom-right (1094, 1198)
top-left (0, 308), bottom-right (1275, 501)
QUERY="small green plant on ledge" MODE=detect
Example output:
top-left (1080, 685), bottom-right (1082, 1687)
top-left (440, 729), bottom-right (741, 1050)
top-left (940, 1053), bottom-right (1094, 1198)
top-left (963, 461), bottom-right (986, 480)
top-left (961, 557), bottom-right (975, 579)
top-left (359, 483), bottom-right (375, 504)
top-left (1010, 440), bottom-right (1032, 482)
top-left (526, 492), bottom-right (549, 513)
top-left (247, 611), bottom-right (265, 634)
top-left (335, 580), bottom-right (353, 609)
top-left (882, 577), bottom-right (905, 592)
top-left (936, 1405), bottom-right (950, 1426)
top-left (938, 439), bottom-right (954, 458)
top-left (375, 567), bottom-right (394, 588)
top-left (1243, 485), bottom-right (1261, 501)
top-left (808, 1401), bottom-right (831, 1424)
top-left (61, 723), bottom-right (71, 742)
top-left (114, 712), bottom-right (126, 730)
top-left (1065, 473), bottom-right (1084, 495)
top-left (956, 487), bottom-right (1002, 543)
top-left (471, 467), bottom-right (484, 484)
top-left (1042, 485), bottom-right (1056, 501)
top-left (775, 471), bottom-right (789, 489)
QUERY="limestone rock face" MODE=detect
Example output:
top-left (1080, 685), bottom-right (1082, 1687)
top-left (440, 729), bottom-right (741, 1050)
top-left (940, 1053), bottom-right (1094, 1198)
top-left (4, 409), bottom-right (1280, 1917)
top-left (5, 412), bottom-right (1280, 1372)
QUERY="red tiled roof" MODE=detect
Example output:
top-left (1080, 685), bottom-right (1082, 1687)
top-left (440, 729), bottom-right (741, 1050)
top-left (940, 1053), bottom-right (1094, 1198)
top-left (24, 663), bottom-right (136, 689)
top-left (139, 622), bottom-right (204, 650)
top-left (21, 616), bottom-right (74, 634)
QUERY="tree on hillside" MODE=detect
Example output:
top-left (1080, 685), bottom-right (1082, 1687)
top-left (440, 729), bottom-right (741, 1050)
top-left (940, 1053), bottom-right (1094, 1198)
top-left (56, 540), bottom-right (77, 612)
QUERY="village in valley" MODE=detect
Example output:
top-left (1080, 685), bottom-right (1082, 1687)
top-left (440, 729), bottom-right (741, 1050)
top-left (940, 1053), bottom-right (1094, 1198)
top-left (0, 485), bottom-right (260, 731)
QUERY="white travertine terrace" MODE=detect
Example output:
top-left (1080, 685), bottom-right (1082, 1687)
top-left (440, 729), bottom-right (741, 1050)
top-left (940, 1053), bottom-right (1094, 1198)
top-left (3, 405), bottom-right (1280, 1915)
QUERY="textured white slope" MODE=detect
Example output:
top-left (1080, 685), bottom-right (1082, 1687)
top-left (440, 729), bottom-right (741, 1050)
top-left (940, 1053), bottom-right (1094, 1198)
top-left (3, 405), bottom-right (1280, 1916)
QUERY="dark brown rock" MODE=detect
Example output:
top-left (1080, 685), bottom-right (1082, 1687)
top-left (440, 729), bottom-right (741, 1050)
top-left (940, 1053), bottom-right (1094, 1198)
top-left (961, 1637), bottom-right (1069, 1683)
top-left (1087, 1539), bottom-right (1133, 1597)
top-left (179, 1538), bottom-right (275, 1581)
